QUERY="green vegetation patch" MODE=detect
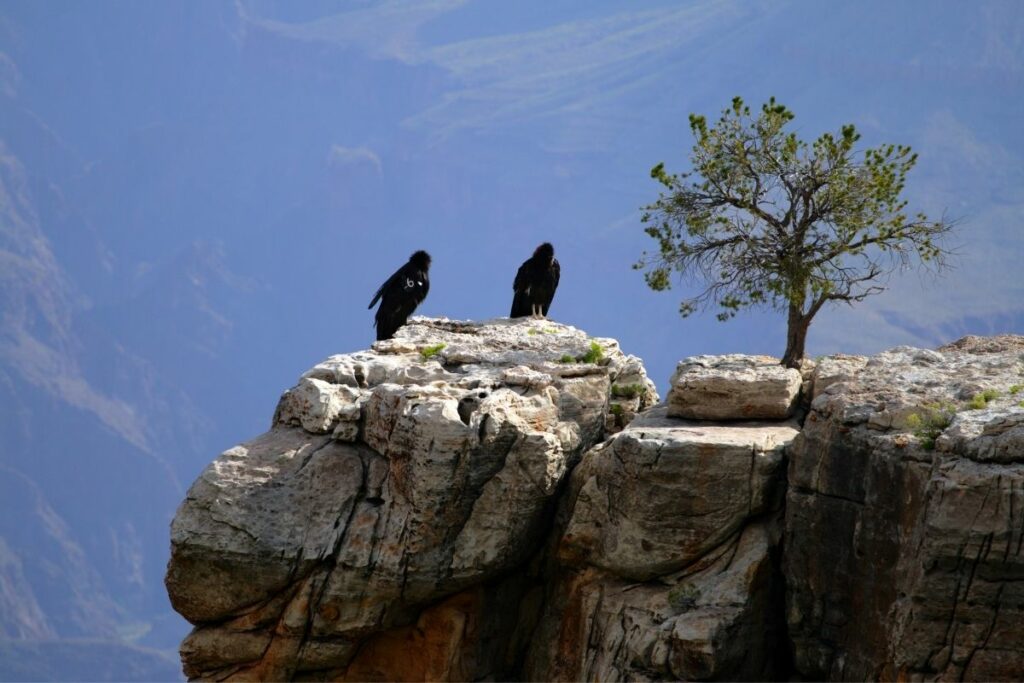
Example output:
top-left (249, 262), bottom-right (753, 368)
top-left (556, 340), bottom-right (607, 365)
top-left (611, 383), bottom-right (645, 399)
top-left (419, 343), bottom-right (447, 360)
top-left (580, 340), bottom-right (605, 364)
top-left (906, 401), bottom-right (957, 451)
top-left (1010, 384), bottom-right (1023, 396)
top-left (965, 389), bottom-right (1000, 410)
top-left (667, 583), bottom-right (700, 613)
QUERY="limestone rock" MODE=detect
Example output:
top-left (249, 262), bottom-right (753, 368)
top-left (168, 323), bottom-right (1024, 682)
top-left (165, 317), bottom-right (658, 680)
top-left (558, 406), bottom-right (796, 580)
top-left (525, 522), bottom-right (783, 682)
top-left (667, 354), bottom-right (802, 420)
top-left (525, 406), bottom-right (796, 680)
top-left (786, 338), bottom-right (1024, 681)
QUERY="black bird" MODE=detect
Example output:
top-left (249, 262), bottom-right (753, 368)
top-left (510, 243), bottom-right (560, 319)
top-left (368, 250), bottom-right (431, 340)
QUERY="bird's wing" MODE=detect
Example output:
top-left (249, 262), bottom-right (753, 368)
top-left (512, 261), bottom-right (529, 292)
top-left (510, 260), bottom-right (531, 316)
top-left (368, 265), bottom-right (405, 309)
top-left (541, 258), bottom-right (561, 315)
top-left (368, 275), bottom-right (393, 309)
top-left (510, 290), bottom-right (526, 317)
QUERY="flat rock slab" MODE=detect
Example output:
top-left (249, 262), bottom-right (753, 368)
top-left (558, 406), bottom-right (798, 580)
top-left (667, 354), bottom-right (802, 420)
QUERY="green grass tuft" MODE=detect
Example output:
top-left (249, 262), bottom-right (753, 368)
top-left (611, 383), bottom-right (645, 399)
top-left (906, 401), bottom-right (956, 451)
top-left (419, 343), bottom-right (447, 360)
top-left (557, 340), bottom-right (606, 365)
top-left (965, 389), bottom-right (1000, 410)
top-left (580, 340), bottom-right (605, 364)
top-left (1010, 384), bottom-right (1023, 396)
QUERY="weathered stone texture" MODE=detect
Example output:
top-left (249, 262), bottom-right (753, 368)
top-left (667, 354), bottom-right (802, 420)
top-left (786, 342), bottom-right (1024, 681)
top-left (166, 317), bottom-right (657, 680)
top-left (525, 406), bottom-right (797, 681)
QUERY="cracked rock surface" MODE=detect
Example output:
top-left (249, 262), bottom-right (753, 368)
top-left (165, 317), bottom-right (658, 680)
top-left (786, 340), bottom-right (1024, 681)
top-left (667, 354), bottom-right (803, 420)
top-left (524, 406), bottom-right (796, 681)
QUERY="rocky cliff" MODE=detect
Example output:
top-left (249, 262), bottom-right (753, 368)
top-left (165, 317), bottom-right (658, 680)
top-left (165, 323), bottom-right (1024, 681)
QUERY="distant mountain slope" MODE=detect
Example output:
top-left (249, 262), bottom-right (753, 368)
top-left (0, 640), bottom-right (181, 682)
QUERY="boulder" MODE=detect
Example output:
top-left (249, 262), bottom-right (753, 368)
top-left (557, 406), bottom-right (796, 580)
top-left (667, 354), bottom-right (802, 420)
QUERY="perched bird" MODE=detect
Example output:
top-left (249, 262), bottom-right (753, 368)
top-left (368, 250), bottom-right (431, 341)
top-left (510, 242), bottom-right (560, 319)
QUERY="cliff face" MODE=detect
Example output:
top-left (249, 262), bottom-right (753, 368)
top-left (165, 324), bottom-right (1024, 681)
top-left (786, 336), bottom-right (1024, 681)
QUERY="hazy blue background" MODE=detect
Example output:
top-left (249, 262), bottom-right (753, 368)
top-left (1, 1), bottom-right (1021, 679)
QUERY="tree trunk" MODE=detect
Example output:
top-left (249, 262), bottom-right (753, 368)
top-left (782, 304), bottom-right (811, 369)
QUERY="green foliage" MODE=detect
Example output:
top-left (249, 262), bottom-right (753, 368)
top-left (419, 343), bottom-right (447, 360)
top-left (636, 96), bottom-right (954, 366)
top-left (667, 583), bottom-right (700, 612)
top-left (906, 401), bottom-right (956, 451)
top-left (965, 389), bottom-right (1000, 410)
top-left (580, 340), bottom-right (605, 364)
top-left (1010, 384), bottom-right (1022, 395)
top-left (557, 341), bottom-right (606, 365)
top-left (608, 403), bottom-right (628, 429)
top-left (611, 383), bottom-right (646, 399)
top-left (1019, 400), bottom-right (1024, 409)
top-left (528, 328), bottom-right (539, 336)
